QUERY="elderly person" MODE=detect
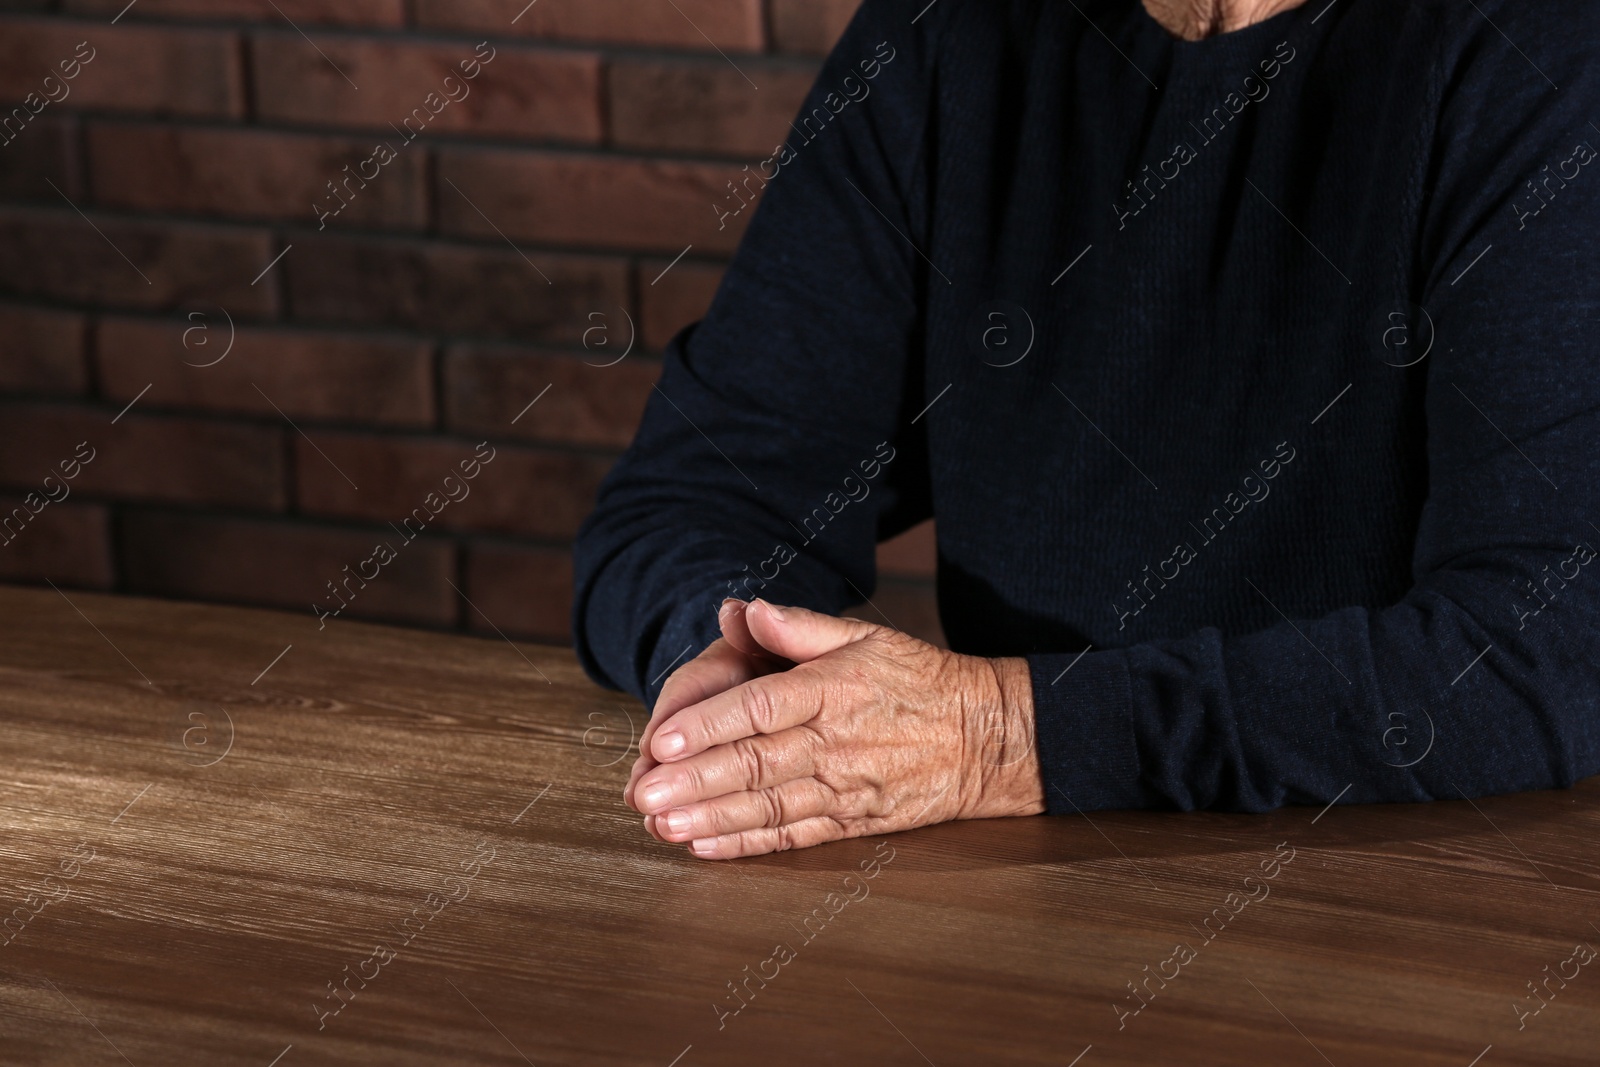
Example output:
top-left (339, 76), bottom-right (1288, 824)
top-left (572, 0), bottom-right (1600, 858)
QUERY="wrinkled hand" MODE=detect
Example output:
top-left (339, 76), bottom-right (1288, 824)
top-left (624, 599), bottom-right (1045, 859)
top-left (624, 599), bottom-right (786, 840)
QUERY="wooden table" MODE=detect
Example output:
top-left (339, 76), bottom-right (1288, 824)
top-left (2, 585), bottom-right (1598, 1066)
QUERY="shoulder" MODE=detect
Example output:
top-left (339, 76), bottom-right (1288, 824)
top-left (1395, 0), bottom-right (1598, 147)
top-left (1451, 0), bottom-right (1600, 36)
top-left (1404, 0), bottom-right (1600, 288)
top-left (1405, 0), bottom-right (1599, 78)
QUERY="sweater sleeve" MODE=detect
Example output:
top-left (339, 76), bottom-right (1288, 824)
top-left (1034, 4), bottom-right (1600, 814)
top-left (571, 0), bottom-right (939, 705)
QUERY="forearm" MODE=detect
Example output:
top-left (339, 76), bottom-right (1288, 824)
top-left (572, 508), bottom-right (866, 705)
top-left (572, 0), bottom-right (934, 704)
top-left (1027, 563), bottom-right (1600, 814)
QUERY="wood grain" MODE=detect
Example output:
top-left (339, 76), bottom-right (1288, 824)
top-left (1, 585), bottom-right (1597, 1066)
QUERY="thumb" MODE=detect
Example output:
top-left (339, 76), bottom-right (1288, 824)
top-left (717, 598), bottom-right (785, 662)
top-left (744, 599), bottom-right (881, 663)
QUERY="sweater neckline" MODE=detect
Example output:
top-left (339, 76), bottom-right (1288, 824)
top-left (1133, 0), bottom-right (1316, 49)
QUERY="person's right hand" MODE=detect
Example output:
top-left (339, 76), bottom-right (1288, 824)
top-left (625, 599), bottom-right (788, 840)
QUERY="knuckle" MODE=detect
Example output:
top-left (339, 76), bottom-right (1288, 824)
top-left (774, 824), bottom-right (795, 853)
top-left (863, 621), bottom-right (897, 644)
top-left (741, 680), bottom-right (781, 734)
top-left (759, 787), bottom-right (787, 829)
top-left (856, 625), bottom-right (894, 651)
top-left (730, 736), bottom-right (770, 787)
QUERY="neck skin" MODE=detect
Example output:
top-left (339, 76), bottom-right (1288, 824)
top-left (1141, 0), bottom-right (1306, 40)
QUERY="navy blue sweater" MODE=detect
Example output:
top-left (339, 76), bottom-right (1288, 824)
top-left (572, 0), bottom-right (1600, 815)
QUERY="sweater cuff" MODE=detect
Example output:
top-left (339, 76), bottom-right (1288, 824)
top-left (1028, 649), bottom-right (1144, 814)
top-left (643, 588), bottom-right (727, 708)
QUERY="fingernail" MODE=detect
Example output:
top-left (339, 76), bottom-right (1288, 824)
top-left (656, 730), bottom-right (685, 757)
top-left (641, 784), bottom-right (670, 812)
top-left (719, 597), bottom-right (744, 615)
top-left (664, 810), bottom-right (692, 836)
top-left (691, 838), bottom-right (717, 856)
top-left (755, 598), bottom-right (786, 621)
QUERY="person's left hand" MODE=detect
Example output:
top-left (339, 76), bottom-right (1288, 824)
top-left (626, 599), bottom-right (1045, 859)
top-left (627, 598), bottom-right (786, 842)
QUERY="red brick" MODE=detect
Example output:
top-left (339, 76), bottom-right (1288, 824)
top-left (87, 123), bottom-right (428, 230)
top-left (0, 208), bottom-right (277, 315)
top-left (414, 0), bottom-right (763, 52)
top-left (0, 17), bottom-right (244, 118)
top-left (444, 344), bottom-right (657, 450)
top-left (285, 233), bottom-right (627, 345)
top-left (293, 432), bottom-right (609, 540)
top-left (120, 510), bottom-right (456, 627)
top-left (437, 149), bottom-right (751, 255)
top-left (463, 540), bottom-right (571, 643)
top-left (0, 304), bottom-right (87, 394)
top-left (770, 0), bottom-right (861, 55)
top-left (0, 497), bottom-right (113, 588)
top-left (608, 57), bottom-right (817, 157)
top-left (64, 0), bottom-right (405, 26)
top-left (252, 34), bottom-right (601, 143)
top-left (0, 403), bottom-right (285, 510)
top-left (842, 577), bottom-right (944, 647)
top-left (97, 318), bottom-right (434, 427)
top-left (877, 518), bottom-right (935, 578)
top-left (637, 259), bottom-right (724, 350)
top-left (0, 114), bottom-right (78, 200)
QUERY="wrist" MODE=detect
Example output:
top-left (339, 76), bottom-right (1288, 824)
top-left (962, 655), bottom-right (1046, 819)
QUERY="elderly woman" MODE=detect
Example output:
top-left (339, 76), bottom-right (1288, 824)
top-left (573, 0), bottom-right (1600, 858)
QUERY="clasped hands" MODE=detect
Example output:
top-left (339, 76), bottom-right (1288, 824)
top-left (623, 598), bottom-right (1046, 859)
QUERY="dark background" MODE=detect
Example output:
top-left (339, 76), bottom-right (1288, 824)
top-left (0, 0), bottom-right (941, 648)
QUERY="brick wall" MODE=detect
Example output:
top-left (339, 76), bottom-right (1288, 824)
top-left (0, 0), bottom-right (942, 649)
